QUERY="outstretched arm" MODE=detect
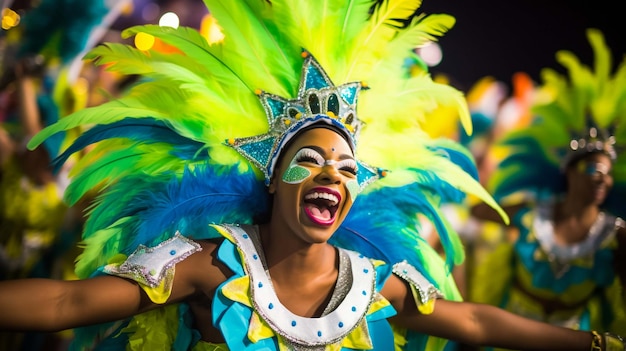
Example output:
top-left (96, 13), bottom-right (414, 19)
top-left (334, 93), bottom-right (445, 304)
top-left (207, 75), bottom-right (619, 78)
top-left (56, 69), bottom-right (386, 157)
top-left (0, 239), bottom-right (224, 332)
top-left (383, 274), bottom-right (595, 350)
top-left (471, 201), bottom-right (525, 226)
top-left (0, 275), bottom-right (151, 332)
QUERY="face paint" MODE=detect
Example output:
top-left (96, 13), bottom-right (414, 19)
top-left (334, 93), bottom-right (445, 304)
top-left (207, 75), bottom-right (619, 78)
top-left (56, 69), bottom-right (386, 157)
top-left (281, 146), bottom-right (358, 192)
top-left (282, 165), bottom-right (311, 184)
top-left (346, 179), bottom-right (359, 202)
top-left (580, 162), bottom-right (611, 178)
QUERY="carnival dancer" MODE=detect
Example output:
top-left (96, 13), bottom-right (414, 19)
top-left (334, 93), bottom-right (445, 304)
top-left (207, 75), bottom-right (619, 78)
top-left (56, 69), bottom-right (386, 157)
top-left (0, 2), bottom-right (623, 351)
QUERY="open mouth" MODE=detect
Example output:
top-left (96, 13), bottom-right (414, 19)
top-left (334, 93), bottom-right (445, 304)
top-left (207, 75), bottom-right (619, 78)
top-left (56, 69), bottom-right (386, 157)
top-left (303, 188), bottom-right (341, 225)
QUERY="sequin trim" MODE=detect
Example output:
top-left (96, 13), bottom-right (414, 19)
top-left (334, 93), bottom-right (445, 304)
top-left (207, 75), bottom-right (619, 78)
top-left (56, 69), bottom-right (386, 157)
top-left (103, 232), bottom-right (202, 288)
top-left (533, 202), bottom-right (620, 262)
top-left (392, 261), bottom-right (442, 305)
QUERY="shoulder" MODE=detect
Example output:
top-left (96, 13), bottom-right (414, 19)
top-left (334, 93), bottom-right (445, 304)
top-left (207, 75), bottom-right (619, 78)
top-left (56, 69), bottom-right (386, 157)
top-left (616, 217), bottom-right (625, 231)
top-left (614, 218), bottom-right (626, 247)
top-left (173, 238), bottom-right (231, 290)
top-left (380, 261), bottom-right (442, 315)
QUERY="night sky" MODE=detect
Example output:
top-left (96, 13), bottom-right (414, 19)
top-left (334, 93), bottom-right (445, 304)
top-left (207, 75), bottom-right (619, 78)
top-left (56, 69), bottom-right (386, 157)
top-left (110, 0), bottom-right (625, 93)
top-left (419, 0), bottom-right (625, 92)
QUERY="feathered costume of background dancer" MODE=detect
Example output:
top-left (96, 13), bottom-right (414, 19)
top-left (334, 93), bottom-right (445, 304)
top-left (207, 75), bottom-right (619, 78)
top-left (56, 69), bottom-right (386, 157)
top-left (471, 28), bottom-right (626, 338)
top-left (26, 1), bottom-right (497, 349)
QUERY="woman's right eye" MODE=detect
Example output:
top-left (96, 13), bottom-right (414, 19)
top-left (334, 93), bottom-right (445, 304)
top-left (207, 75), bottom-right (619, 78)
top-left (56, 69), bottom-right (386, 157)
top-left (297, 155), bottom-right (320, 164)
top-left (295, 148), bottom-right (324, 165)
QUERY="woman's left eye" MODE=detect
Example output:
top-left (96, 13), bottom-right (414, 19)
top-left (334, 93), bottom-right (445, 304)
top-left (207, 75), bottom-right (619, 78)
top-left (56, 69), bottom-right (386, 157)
top-left (336, 159), bottom-right (358, 175)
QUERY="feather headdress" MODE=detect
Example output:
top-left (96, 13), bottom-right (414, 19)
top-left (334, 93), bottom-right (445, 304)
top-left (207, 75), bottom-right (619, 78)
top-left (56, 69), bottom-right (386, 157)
top-left (488, 28), bottom-right (626, 217)
top-left (28, 0), bottom-right (505, 349)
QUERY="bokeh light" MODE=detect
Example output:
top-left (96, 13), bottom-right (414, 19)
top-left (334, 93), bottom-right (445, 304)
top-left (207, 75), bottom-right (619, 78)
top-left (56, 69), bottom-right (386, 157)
top-left (135, 32), bottom-right (155, 51)
top-left (159, 11), bottom-right (179, 28)
top-left (418, 42), bottom-right (443, 67)
top-left (1, 8), bottom-right (20, 30)
top-left (200, 13), bottom-right (224, 44)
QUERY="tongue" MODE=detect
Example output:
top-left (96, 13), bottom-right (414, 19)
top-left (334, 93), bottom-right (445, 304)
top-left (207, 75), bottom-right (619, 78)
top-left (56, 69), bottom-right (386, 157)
top-left (307, 204), bottom-right (331, 220)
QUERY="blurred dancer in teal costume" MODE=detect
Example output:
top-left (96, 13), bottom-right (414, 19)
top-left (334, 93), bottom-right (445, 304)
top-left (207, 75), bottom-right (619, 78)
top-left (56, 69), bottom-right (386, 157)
top-left (472, 29), bottom-right (626, 343)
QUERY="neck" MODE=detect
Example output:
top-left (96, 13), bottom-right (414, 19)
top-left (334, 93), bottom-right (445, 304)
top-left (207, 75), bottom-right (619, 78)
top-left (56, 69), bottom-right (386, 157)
top-left (258, 223), bottom-right (336, 280)
top-left (555, 197), bottom-right (599, 225)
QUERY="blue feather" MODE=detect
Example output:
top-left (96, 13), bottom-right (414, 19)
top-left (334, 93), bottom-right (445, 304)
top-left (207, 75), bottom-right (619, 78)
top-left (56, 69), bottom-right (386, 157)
top-left (52, 118), bottom-right (205, 172)
top-left (332, 182), bottom-right (461, 285)
top-left (83, 165), bottom-right (270, 258)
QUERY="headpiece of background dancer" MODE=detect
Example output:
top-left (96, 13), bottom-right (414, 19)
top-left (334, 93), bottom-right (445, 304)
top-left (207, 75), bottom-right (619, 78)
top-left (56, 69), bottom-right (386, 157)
top-left (561, 115), bottom-right (618, 170)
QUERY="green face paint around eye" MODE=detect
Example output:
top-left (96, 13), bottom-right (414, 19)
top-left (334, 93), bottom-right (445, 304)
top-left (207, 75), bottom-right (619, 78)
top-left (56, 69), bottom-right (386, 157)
top-left (584, 163), bottom-right (610, 176)
top-left (346, 179), bottom-right (359, 202)
top-left (282, 165), bottom-right (311, 184)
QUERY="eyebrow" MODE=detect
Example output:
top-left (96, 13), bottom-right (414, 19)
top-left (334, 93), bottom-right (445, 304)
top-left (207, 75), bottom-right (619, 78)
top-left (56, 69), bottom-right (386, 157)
top-left (301, 145), bottom-right (354, 160)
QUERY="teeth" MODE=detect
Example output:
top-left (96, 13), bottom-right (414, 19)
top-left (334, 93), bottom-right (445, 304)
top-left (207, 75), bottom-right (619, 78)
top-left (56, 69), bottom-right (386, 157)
top-left (304, 192), bottom-right (338, 205)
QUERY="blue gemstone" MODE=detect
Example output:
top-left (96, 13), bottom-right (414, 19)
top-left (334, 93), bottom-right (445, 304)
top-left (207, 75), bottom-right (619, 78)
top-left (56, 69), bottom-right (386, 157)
top-left (258, 282), bottom-right (263, 288)
top-left (291, 321), bottom-right (296, 327)
top-left (338, 322), bottom-right (344, 328)
top-left (169, 250), bottom-right (176, 255)
top-left (363, 268), bottom-right (369, 273)
top-left (269, 303), bottom-right (274, 309)
top-left (362, 290), bottom-right (366, 295)
top-left (317, 331), bottom-right (322, 337)
top-left (243, 234), bottom-right (249, 239)
top-left (351, 306), bottom-right (356, 312)
top-left (253, 254), bottom-right (258, 260)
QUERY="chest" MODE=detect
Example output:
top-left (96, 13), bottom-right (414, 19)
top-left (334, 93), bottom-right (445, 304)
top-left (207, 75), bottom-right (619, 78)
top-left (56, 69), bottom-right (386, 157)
top-left (208, 224), bottom-right (391, 350)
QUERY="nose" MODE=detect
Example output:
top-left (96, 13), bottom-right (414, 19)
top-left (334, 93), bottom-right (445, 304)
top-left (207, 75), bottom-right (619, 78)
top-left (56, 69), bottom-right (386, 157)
top-left (317, 164), bottom-right (342, 184)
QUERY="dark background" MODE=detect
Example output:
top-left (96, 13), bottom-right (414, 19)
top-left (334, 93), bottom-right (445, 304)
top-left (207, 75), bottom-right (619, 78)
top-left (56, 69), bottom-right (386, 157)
top-left (111, 0), bottom-right (625, 92)
top-left (419, 0), bottom-right (625, 91)
top-left (111, 0), bottom-right (625, 93)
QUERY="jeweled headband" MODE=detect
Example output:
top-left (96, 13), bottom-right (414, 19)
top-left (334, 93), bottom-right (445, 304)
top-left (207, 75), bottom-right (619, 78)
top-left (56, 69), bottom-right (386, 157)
top-left (561, 123), bottom-right (617, 170)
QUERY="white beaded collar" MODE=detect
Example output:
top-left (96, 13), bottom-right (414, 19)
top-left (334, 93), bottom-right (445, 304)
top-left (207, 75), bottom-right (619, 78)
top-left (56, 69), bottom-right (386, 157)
top-left (222, 224), bottom-right (376, 347)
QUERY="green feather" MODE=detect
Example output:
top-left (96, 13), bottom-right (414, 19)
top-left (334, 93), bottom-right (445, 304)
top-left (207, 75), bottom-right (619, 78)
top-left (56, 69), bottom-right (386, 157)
top-left (75, 218), bottom-right (129, 278)
top-left (65, 145), bottom-right (152, 205)
top-left (87, 43), bottom-right (212, 88)
top-left (27, 103), bottom-right (169, 151)
top-left (200, 1), bottom-right (300, 96)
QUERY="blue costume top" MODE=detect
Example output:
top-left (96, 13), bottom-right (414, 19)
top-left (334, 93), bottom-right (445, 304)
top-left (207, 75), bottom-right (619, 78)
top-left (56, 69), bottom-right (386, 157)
top-left (98, 224), bottom-right (455, 351)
